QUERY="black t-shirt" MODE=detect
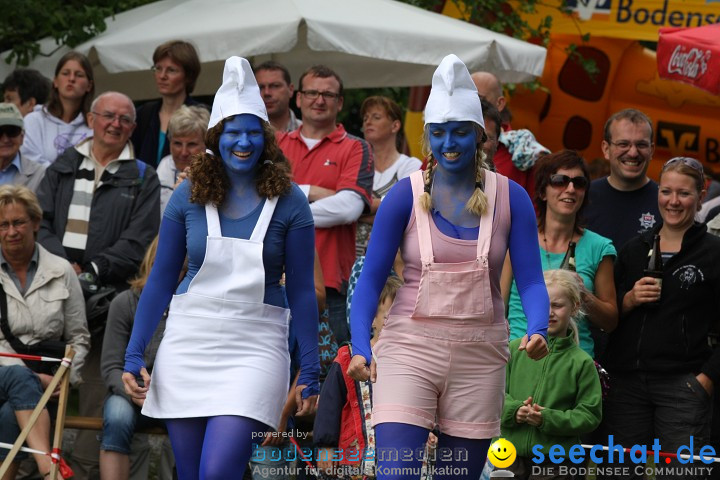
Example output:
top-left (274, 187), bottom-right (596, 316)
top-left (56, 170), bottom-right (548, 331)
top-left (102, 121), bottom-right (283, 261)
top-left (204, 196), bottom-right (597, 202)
top-left (584, 177), bottom-right (660, 251)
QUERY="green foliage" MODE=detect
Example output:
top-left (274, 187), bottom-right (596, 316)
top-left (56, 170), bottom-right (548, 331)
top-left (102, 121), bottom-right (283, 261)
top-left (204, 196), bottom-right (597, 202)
top-left (0, 0), bottom-right (155, 66)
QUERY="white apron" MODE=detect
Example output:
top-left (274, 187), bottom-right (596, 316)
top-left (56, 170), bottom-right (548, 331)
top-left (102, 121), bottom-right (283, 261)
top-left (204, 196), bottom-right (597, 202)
top-left (142, 198), bottom-right (291, 429)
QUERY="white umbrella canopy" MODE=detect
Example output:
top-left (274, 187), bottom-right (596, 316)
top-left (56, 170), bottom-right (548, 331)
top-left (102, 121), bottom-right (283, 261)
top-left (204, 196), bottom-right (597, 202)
top-left (0, 0), bottom-right (546, 100)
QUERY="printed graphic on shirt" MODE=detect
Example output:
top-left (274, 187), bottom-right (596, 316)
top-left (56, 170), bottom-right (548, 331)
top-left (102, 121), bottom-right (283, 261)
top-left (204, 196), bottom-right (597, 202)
top-left (673, 265), bottom-right (704, 290)
top-left (638, 212), bottom-right (657, 232)
top-left (55, 132), bottom-right (89, 156)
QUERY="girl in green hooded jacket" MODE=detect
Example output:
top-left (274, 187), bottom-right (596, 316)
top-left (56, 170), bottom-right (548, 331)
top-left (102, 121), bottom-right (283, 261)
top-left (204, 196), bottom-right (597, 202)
top-left (501, 269), bottom-right (602, 479)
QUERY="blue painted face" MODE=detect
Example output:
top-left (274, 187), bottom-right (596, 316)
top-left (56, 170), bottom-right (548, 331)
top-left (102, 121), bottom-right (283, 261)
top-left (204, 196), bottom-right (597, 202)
top-left (218, 114), bottom-right (265, 175)
top-left (428, 121), bottom-right (478, 174)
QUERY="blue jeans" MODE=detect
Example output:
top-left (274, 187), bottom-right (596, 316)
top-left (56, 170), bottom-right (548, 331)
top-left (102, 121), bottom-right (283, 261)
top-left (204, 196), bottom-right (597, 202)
top-left (100, 394), bottom-right (166, 454)
top-left (598, 371), bottom-right (713, 480)
top-left (0, 365), bottom-right (44, 460)
top-left (326, 287), bottom-right (349, 345)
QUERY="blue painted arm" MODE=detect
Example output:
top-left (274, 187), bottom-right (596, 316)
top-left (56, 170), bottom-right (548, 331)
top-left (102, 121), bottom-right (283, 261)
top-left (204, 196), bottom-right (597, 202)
top-left (350, 178), bottom-right (413, 364)
top-left (285, 224), bottom-right (320, 397)
top-left (507, 181), bottom-right (549, 339)
top-left (124, 217), bottom-right (187, 375)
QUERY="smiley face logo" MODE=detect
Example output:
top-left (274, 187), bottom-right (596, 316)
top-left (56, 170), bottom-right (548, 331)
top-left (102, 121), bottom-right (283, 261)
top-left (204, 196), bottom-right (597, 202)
top-left (488, 438), bottom-right (516, 469)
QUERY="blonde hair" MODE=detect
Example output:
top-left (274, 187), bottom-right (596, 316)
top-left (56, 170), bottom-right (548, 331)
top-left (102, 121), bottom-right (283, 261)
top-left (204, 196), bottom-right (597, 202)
top-left (544, 269), bottom-right (585, 344)
top-left (128, 236), bottom-right (159, 294)
top-left (418, 124), bottom-right (489, 216)
top-left (379, 274), bottom-right (403, 305)
top-left (0, 184), bottom-right (43, 224)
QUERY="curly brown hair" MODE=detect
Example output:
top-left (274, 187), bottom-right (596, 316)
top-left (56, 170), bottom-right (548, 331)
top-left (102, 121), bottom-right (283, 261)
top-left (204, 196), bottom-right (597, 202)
top-left (189, 116), bottom-right (292, 206)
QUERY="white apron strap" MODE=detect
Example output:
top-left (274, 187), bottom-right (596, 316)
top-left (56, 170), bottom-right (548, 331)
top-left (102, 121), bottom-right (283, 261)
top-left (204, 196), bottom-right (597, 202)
top-left (249, 196), bottom-right (279, 242)
top-left (409, 171), bottom-right (434, 264)
top-left (476, 171), bottom-right (497, 260)
top-left (204, 204), bottom-right (222, 237)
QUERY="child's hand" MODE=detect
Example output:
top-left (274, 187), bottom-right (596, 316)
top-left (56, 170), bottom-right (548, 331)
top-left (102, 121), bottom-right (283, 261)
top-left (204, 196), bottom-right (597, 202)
top-left (347, 354), bottom-right (371, 381)
top-left (526, 403), bottom-right (544, 427)
top-left (515, 397), bottom-right (533, 424)
top-left (317, 448), bottom-right (335, 474)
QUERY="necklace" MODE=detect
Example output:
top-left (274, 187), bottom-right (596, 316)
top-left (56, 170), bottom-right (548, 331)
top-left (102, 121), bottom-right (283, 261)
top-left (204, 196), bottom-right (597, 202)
top-left (542, 234), bottom-right (572, 269)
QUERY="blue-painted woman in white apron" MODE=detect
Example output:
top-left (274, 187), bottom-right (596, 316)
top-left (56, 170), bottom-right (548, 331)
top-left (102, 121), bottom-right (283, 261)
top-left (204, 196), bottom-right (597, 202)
top-left (121, 57), bottom-right (319, 480)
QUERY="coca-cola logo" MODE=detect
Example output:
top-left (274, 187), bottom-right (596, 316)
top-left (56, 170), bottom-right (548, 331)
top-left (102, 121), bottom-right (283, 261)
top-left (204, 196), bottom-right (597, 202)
top-left (667, 45), bottom-right (711, 79)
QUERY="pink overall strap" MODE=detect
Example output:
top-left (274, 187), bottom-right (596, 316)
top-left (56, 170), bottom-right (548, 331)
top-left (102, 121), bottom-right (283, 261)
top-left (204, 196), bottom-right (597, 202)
top-left (409, 171), bottom-right (434, 264)
top-left (476, 171), bottom-right (497, 260)
top-left (409, 170), bottom-right (498, 264)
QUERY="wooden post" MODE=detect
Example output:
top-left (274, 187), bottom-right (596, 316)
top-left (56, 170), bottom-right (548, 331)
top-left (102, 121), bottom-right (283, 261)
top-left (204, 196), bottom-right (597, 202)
top-left (48, 345), bottom-right (74, 480)
top-left (0, 348), bottom-right (75, 479)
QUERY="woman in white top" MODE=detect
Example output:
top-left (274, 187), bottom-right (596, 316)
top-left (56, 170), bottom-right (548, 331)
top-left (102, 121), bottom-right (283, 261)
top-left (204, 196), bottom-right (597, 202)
top-left (156, 105), bottom-right (209, 215)
top-left (356, 96), bottom-right (422, 256)
top-left (21, 51), bottom-right (94, 165)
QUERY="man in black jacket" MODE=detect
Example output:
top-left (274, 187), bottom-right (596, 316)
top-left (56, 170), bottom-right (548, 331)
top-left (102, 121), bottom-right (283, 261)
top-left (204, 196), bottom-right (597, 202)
top-left (36, 91), bottom-right (160, 480)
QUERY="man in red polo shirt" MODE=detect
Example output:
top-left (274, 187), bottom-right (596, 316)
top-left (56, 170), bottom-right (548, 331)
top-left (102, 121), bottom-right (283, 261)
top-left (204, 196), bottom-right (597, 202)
top-left (277, 65), bottom-right (373, 345)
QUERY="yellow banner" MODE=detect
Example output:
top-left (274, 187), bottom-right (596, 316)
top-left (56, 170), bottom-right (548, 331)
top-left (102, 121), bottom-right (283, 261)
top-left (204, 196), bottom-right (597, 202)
top-left (516, 0), bottom-right (720, 41)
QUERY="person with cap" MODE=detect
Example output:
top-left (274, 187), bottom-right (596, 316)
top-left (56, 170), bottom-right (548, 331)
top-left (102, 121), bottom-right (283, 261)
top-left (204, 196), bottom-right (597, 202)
top-left (347, 55), bottom-right (549, 479)
top-left (122, 56), bottom-right (319, 480)
top-left (0, 103), bottom-right (46, 192)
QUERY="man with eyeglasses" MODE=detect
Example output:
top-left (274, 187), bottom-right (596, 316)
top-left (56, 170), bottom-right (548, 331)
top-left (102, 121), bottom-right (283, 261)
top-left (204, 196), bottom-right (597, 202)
top-left (584, 108), bottom-right (660, 252)
top-left (0, 103), bottom-right (46, 191)
top-left (278, 65), bottom-right (373, 345)
top-left (37, 91), bottom-right (160, 290)
top-left (35, 91), bottom-right (160, 479)
top-left (254, 61), bottom-right (302, 133)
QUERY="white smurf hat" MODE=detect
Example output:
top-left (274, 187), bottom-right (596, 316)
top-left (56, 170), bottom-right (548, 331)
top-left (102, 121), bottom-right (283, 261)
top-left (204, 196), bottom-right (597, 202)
top-left (424, 54), bottom-right (484, 129)
top-left (208, 56), bottom-right (268, 129)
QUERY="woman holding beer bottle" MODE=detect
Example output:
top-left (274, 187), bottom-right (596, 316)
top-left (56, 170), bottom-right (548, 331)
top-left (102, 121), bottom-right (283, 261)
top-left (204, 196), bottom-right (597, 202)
top-left (501, 150), bottom-right (618, 357)
top-left (601, 157), bottom-right (720, 480)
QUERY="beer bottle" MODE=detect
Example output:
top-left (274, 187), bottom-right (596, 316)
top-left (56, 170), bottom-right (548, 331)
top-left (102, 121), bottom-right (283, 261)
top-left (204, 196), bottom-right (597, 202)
top-left (643, 234), bottom-right (663, 306)
top-left (559, 241), bottom-right (577, 272)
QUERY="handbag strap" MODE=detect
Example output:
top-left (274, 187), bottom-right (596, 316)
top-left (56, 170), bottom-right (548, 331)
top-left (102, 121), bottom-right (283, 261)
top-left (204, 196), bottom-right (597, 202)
top-left (0, 281), bottom-right (27, 351)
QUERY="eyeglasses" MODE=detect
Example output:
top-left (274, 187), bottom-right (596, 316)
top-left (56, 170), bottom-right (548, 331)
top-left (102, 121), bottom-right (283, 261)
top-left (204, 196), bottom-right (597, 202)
top-left (0, 125), bottom-right (22, 138)
top-left (549, 174), bottom-right (589, 190)
top-left (300, 90), bottom-right (341, 101)
top-left (92, 111), bottom-right (135, 128)
top-left (0, 218), bottom-right (30, 232)
top-left (608, 140), bottom-right (653, 153)
top-left (151, 65), bottom-right (183, 76)
top-left (663, 157), bottom-right (704, 175)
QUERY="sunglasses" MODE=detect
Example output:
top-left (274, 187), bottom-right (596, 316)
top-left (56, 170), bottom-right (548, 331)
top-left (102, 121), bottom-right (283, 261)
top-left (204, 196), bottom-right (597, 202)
top-left (663, 157), bottom-right (704, 174)
top-left (549, 174), bottom-right (588, 189)
top-left (0, 125), bottom-right (22, 138)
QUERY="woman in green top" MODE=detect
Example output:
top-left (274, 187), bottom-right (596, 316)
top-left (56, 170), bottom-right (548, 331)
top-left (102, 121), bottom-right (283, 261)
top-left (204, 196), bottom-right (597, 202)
top-left (501, 150), bottom-right (618, 357)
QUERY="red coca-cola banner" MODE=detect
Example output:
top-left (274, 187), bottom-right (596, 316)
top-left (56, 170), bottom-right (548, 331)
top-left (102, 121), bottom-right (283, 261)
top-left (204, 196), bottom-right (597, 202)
top-left (657, 24), bottom-right (720, 96)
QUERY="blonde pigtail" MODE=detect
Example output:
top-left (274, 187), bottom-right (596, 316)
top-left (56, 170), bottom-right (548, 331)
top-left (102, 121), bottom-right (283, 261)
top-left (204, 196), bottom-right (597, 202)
top-left (465, 148), bottom-right (489, 216)
top-left (419, 158), bottom-right (435, 212)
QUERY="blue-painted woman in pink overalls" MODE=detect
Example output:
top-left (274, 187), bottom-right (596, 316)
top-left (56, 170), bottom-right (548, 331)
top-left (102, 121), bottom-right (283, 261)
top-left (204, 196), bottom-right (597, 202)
top-left (348, 55), bottom-right (550, 480)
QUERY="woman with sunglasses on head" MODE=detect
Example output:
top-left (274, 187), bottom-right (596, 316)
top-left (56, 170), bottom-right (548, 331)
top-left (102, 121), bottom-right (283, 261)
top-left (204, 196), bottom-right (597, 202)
top-left (131, 40), bottom-right (206, 167)
top-left (599, 157), bottom-right (720, 480)
top-left (502, 150), bottom-right (618, 359)
top-left (21, 51), bottom-right (94, 165)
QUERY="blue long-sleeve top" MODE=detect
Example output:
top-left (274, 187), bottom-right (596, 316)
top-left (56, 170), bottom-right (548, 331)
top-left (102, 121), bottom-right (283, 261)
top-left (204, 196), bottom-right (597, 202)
top-left (124, 181), bottom-right (320, 397)
top-left (350, 177), bottom-right (548, 364)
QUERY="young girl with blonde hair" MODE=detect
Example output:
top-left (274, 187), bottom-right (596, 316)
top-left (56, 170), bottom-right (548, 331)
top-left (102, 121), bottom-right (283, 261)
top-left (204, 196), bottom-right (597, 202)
top-left (501, 269), bottom-right (602, 479)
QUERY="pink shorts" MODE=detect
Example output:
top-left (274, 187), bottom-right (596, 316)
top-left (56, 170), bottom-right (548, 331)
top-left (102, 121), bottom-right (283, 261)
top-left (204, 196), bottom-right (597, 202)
top-left (372, 315), bottom-right (509, 439)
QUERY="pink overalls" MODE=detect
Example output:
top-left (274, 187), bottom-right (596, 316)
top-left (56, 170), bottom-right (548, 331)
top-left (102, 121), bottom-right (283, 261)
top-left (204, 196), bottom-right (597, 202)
top-left (372, 170), bottom-right (511, 439)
